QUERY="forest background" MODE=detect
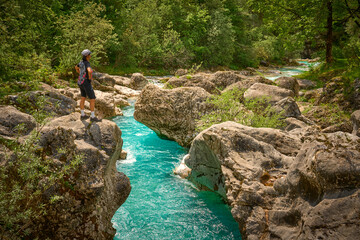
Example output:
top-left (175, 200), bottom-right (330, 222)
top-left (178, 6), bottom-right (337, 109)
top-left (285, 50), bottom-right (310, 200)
top-left (1, 0), bottom-right (359, 96)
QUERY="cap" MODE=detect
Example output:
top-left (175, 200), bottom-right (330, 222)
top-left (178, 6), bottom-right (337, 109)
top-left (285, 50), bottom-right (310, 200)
top-left (81, 49), bottom-right (92, 56)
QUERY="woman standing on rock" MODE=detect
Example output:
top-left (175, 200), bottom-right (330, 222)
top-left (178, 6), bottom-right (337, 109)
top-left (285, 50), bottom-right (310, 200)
top-left (75, 49), bottom-right (101, 122)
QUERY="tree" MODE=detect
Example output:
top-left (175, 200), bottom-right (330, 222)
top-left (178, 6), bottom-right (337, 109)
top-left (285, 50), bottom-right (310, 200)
top-left (246, 0), bottom-right (360, 64)
top-left (55, 2), bottom-right (117, 73)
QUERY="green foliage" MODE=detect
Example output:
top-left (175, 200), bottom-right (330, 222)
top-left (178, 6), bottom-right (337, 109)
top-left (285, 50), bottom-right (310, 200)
top-left (0, 97), bottom-right (83, 238)
top-left (197, 88), bottom-right (286, 131)
top-left (205, 8), bottom-right (235, 66)
top-left (302, 102), bottom-right (351, 127)
top-left (55, 2), bottom-right (117, 74)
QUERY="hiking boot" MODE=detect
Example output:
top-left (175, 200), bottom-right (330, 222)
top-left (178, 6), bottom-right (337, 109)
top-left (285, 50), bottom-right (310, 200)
top-left (90, 116), bottom-right (101, 122)
top-left (80, 115), bottom-right (89, 120)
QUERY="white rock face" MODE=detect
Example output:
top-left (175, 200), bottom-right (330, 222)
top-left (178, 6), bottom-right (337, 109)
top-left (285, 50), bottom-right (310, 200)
top-left (244, 83), bottom-right (294, 103)
top-left (184, 121), bottom-right (360, 239)
top-left (134, 84), bottom-right (211, 147)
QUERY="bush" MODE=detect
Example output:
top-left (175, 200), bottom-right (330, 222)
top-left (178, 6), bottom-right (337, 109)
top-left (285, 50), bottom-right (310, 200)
top-left (55, 2), bottom-right (117, 74)
top-left (197, 88), bottom-right (286, 131)
top-left (0, 97), bottom-right (83, 239)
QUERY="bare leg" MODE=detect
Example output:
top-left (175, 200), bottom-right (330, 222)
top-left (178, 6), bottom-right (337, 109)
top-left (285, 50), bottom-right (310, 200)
top-left (80, 97), bottom-right (86, 110)
top-left (90, 99), bottom-right (95, 112)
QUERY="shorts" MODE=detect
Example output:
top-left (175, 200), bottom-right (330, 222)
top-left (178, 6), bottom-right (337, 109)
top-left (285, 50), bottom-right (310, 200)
top-left (79, 80), bottom-right (96, 99)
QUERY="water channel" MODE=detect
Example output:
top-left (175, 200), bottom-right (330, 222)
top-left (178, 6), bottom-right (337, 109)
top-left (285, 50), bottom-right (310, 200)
top-left (111, 61), bottom-right (313, 239)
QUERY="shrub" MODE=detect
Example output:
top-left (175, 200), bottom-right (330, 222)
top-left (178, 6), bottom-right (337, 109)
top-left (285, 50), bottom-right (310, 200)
top-left (55, 2), bottom-right (117, 74)
top-left (197, 88), bottom-right (286, 131)
top-left (0, 97), bottom-right (83, 239)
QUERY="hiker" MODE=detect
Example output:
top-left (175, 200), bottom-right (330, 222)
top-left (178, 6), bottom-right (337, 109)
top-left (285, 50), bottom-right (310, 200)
top-left (75, 49), bottom-right (100, 122)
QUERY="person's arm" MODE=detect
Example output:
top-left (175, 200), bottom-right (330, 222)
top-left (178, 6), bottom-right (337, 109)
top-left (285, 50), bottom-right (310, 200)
top-left (87, 67), bottom-right (93, 80)
top-left (75, 64), bottom-right (80, 73)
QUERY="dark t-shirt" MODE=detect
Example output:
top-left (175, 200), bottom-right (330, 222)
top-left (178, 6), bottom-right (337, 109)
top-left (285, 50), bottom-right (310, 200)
top-left (83, 60), bottom-right (91, 80)
top-left (77, 60), bottom-right (91, 80)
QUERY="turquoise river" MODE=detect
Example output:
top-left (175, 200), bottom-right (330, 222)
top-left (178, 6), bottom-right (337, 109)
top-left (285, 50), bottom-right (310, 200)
top-left (111, 62), bottom-right (314, 239)
top-left (111, 103), bottom-right (241, 240)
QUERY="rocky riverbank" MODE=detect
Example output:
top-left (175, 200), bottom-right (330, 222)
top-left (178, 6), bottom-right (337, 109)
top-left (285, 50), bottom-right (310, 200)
top-left (134, 68), bottom-right (360, 239)
top-left (0, 72), bottom-right (150, 239)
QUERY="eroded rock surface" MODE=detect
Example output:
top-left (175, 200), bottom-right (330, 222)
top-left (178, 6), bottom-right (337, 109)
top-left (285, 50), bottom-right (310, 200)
top-left (34, 113), bottom-right (131, 239)
top-left (134, 84), bottom-right (211, 147)
top-left (184, 121), bottom-right (360, 239)
top-left (244, 83), bottom-right (294, 104)
top-left (0, 105), bottom-right (36, 137)
top-left (130, 73), bottom-right (148, 90)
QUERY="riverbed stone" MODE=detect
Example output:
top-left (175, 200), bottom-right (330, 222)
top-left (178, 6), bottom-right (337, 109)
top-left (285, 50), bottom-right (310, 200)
top-left (184, 121), bottom-right (360, 239)
top-left (165, 73), bottom-right (220, 94)
top-left (244, 83), bottom-right (294, 104)
top-left (134, 84), bottom-right (211, 147)
top-left (209, 71), bottom-right (243, 90)
top-left (130, 73), bottom-right (148, 90)
top-left (351, 110), bottom-right (360, 136)
top-left (0, 105), bottom-right (36, 137)
top-left (34, 112), bottom-right (131, 239)
top-left (272, 97), bottom-right (301, 118)
top-left (297, 79), bottom-right (316, 90)
top-left (275, 77), bottom-right (300, 96)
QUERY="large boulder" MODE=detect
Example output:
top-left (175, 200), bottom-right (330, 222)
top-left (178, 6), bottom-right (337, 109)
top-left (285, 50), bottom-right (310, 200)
top-left (114, 85), bottom-right (140, 98)
top-left (209, 71), bottom-right (243, 90)
top-left (130, 73), bottom-right (148, 90)
top-left (244, 83), bottom-right (294, 104)
top-left (93, 72), bottom-right (116, 87)
top-left (275, 77), bottom-right (300, 96)
top-left (183, 122), bottom-right (360, 239)
top-left (223, 76), bottom-right (274, 93)
top-left (351, 110), bottom-right (360, 136)
top-left (112, 75), bottom-right (132, 88)
top-left (272, 97), bottom-right (301, 118)
top-left (0, 105), bottom-right (36, 137)
top-left (59, 88), bottom-right (128, 118)
top-left (5, 91), bottom-right (76, 117)
top-left (134, 84), bottom-right (211, 147)
top-left (165, 74), bottom-right (220, 94)
top-left (175, 69), bottom-right (188, 76)
top-left (93, 90), bottom-right (127, 118)
top-left (297, 79), bottom-right (316, 90)
top-left (35, 112), bottom-right (131, 239)
top-left (92, 79), bottom-right (117, 92)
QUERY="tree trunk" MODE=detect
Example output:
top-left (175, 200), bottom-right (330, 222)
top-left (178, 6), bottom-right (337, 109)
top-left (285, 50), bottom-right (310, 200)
top-left (326, 0), bottom-right (333, 63)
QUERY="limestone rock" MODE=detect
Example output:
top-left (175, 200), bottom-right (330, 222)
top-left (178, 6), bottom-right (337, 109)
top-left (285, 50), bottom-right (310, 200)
top-left (223, 76), bottom-right (273, 93)
top-left (297, 79), bottom-right (316, 90)
top-left (272, 97), bottom-right (301, 118)
top-left (165, 73), bottom-right (220, 94)
top-left (134, 84), bottom-right (211, 147)
top-left (36, 112), bottom-right (131, 239)
top-left (287, 132), bottom-right (360, 196)
top-left (112, 76), bottom-right (132, 87)
top-left (275, 77), bottom-right (300, 96)
top-left (174, 154), bottom-right (192, 178)
top-left (175, 69), bottom-right (188, 76)
top-left (93, 72), bottom-right (116, 87)
top-left (120, 150), bottom-right (127, 160)
top-left (284, 117), bottom-right (308, 131)
top-left (244, 83), bottom-right (294, 104)
top-left (185, 121), bottom-right (360, 239)
top-left (114, 85), bottom-right (140, 97)
top-left (209, 71), bottom-right (243, 89)
top-left (303, 88), bottom-right (323, 101)
top-left (130, 73), bottom-right (148, 90)
top-left (0, 105), bottom-right (36, 137)
top-left (185, 121), bottom-right (299, 198)
top-left (351, 110), bottom-right (360, 136)
top-left (5, 91), bottom-right (76, 117)
top-left (92, 79), bottom-right (116, 92)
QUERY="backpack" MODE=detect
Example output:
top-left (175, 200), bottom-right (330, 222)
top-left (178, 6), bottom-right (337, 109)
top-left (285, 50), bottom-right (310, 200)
top-left (77, 60), bottom-right (87, 86)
